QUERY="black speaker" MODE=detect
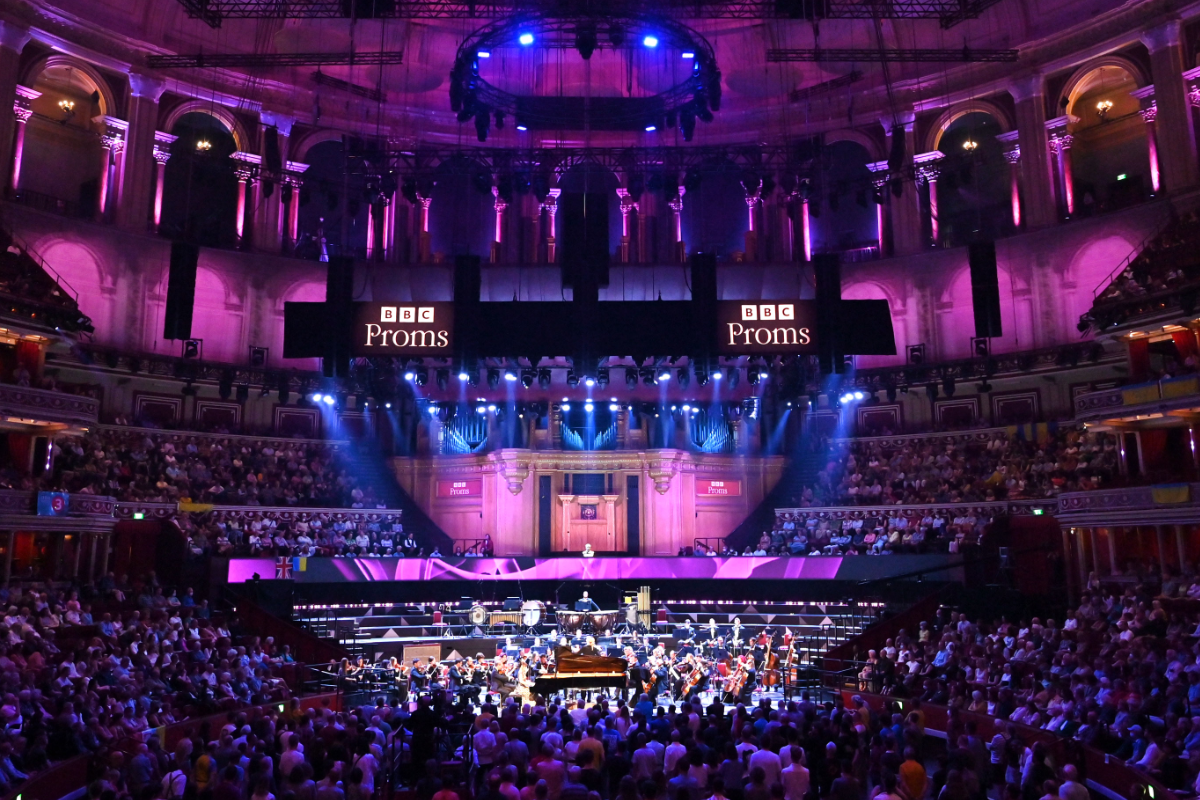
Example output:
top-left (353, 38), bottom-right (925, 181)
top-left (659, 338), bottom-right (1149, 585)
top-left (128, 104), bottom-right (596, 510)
top-left (690, 253), bottom-right (718, 356)
top-left (561, 192), bottom-right (610, 290)
top-left (969, 241), bottom-right (1003, 339)
top-left (163, 241), bottom-right (199, 340)
top-left (323, 257), bottom-right (355, 378)
top-left (453, 255), bottom-right (482, 367)
top-left (813, 254), bottom-right (842, 373)
top-left (264, 127), bottom-right (282, 174)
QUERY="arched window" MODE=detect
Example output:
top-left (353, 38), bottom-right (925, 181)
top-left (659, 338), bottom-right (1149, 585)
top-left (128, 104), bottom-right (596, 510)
top-left (160, 112), bottom-right (239, 248)
top-left (295, 139), bottom-right (370, 261)
top-left (1063, 62), bottom-right (1150, 215)
top-left (934, 111), bottom-right (1012, 246)
top-left (19, 60), bottom-right (112, 212)
top-left (810, 141), bottom-right (876, 259)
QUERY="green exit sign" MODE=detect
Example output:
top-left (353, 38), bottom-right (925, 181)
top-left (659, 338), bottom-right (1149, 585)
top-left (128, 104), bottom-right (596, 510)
top-left (133, 513), bottom-right (144, 520)
top-left (1033, 508), bottom-right (1044, 516)
top-left (1116, 174), bottom-right (1127, 181)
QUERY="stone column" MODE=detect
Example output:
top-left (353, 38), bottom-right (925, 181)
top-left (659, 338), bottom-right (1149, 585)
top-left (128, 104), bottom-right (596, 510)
top-left (491, 185), bottom-right (506, 264)
top-left (867, 160), bottom-right (889, 256)
top-left (9, 86), bottom-right (37, 193)
top-left (541, 189), bottom-right (560, 264)
top-left (799, 196), bottom-right (812, 261)
top-left (283, 161), bottom-right (309, 253)
top-left (1108, 527), bottom-right (1119, 575)
top-left (366, 198), bottom-right (377, 259)
top-left (1046, 117), bottom-right (1076, 218)
top-left (417, 195), bottom-right (432, 262)
top-left (1131, 87), bottom-right (1162, 195)
top-left (914, 152), bottom-right (944, 246)
top-left (232, 152), bottom-right (261, 246)
top-left (668, 186), bottom-right (686, 263)
top-left (1009, 75), bottom-right (1057, 228)
top-left (257, 113), bottom-right (293, 252)
top-left (88, 531), bottom-right (98, 581)
top-left (881, 112), bottom-right (923, 255)
top-left (117, 73), bottom-right (166, 230)
top-left (1177, 524), bottom-right (1189, 573)
top-left (743, 190), bottom-right (760, 261)
top-left (2, 531), bottom-right (11, 583)
top-left (94, 117), bottom-right (129, 221)
top-left (617, 188), bottom-right (636, 263)
top-left (151, 132), bottom-right (176, 231)
top-left (997, 131), bottom-right (1022, 228)
top-left (0, 22), bottom-right (31, 194)
top-left (1143, 20), bottom-right (1199, 192)
top-left (98, 532), bottom-right (110, 578)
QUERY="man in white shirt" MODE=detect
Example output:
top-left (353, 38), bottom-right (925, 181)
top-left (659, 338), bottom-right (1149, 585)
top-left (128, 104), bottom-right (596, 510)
top-left (781, 746), bottom-right (810, 800)
top-left (749, 744), bottom-right (782, 788)
top-left (664, 731), bottom-right (688, 775)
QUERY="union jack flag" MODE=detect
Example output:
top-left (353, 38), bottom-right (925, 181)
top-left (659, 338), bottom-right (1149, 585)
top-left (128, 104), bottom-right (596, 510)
top-left (275, 557), bottom-right (293, 579)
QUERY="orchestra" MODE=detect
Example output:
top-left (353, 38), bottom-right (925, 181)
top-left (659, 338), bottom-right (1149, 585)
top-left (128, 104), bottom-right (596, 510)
top-left (333, 622), bottom-right (794, 709)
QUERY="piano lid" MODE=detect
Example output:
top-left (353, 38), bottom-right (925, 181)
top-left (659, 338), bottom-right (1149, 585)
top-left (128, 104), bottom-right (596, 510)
top-left (552, 647), bottom-right (629, 675)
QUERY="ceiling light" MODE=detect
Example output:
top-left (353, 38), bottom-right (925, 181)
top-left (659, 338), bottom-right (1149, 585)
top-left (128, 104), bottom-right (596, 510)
top-left (642, 35), bottom-right (658, 48)
top-left (519, 32), bottom-right (534, 46)
top-left (1096, 99), bottom-right (1113, 119)
top-left (681, 52), bottom-right (695, 59)
top-left (962, 139), bottom-right (978, 152)
top-left (477, 50), bottom-right (491, 58)
top-left (196, 139), bottom-right (212, 151)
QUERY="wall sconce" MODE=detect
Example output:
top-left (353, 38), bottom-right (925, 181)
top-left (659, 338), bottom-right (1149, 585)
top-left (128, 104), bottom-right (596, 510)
top-left (196, 139), bottom-right (213, 152)
top-left (1096, 99), bottom-right (1113, 119)
top-left (962, 139), bottom-right (978, 152)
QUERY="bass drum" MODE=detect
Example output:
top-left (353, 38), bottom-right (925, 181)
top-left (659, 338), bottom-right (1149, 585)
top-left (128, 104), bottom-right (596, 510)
top-left (468, 604), bottom-right (488, 626)
top-left (521, 600), bottom-right (545, 627)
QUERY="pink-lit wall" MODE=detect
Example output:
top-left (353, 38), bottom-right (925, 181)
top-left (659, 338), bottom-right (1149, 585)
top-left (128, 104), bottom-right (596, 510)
top-left (390, 449), bottom-right (786, 555)
top-left (4, 198), bottom-right (1170, 376)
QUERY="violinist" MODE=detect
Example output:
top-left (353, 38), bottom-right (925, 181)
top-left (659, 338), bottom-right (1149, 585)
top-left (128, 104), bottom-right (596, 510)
top-left (408, 658), bottom-right (427, 695)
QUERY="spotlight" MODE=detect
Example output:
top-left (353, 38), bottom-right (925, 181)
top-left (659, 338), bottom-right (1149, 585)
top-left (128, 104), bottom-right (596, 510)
top-left (584, 376), bottom-right (596, 388)
top-left (681, 51), bottom-right (695, 59)
top-left (458, 370), bottom-right (470, 381)
top-left (310, 393), bottom-right (322, 403)
top-left (538, 368), bottom-right (552, 389)
top-left (428, 404), bottom-right (439, 415)
top-left (626, 368), bottom-right (639, 389)
top-left (385, 402), bottom-right (392, 409)
top-left (505, 370), bottom-right (518, 382)
top-left (567, 372), bottom-right (580, 388)
top-left (477, 50), bottom-right (491, 58)
top-left (487, 369), bottom-right (500, 388)
top-left (645, 125), bottom-right (657, 132)
top-left (322, 395), bottom-right (335, 406)
top-left (518, 32), bottom-right (534, 45)
top-left (436, 369), bottom-right (449, 389)
top-left (487, 404), bottom-right (497, 412)
top-left (415, 367), bottom-right (428, 386)
top-left (854, 391), bottom-right (865, 400)
top-left (516, 125), bottom-right (528, 132)
top-left (584, 402), bottom-right (594, 412)
top-left (476, 404), bottom-right (487, 414)
top-left (521, 370), bottom-right (536, 388)
top-left (658, 370), bottom-right (671, 382)
top-left (404, 371), bottom-right (416, 381)
top-left (676, 367), bottom-right (690, 387)
top-left (562, 403), bottom-right (571, 411)
top-left (575, 24), bottom-right (598, 60)
top-left (682, 404), bottom-right (691, 412)
top-left (642, 35), bottom-right (658, 47)
top-left (711, 370), bottom-right (722, 380)
top-left (609, 403), bottom-right (619, 412)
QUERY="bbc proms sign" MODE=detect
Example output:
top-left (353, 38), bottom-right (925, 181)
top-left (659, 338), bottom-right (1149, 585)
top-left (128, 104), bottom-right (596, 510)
top-left (715, 301), bottom-right (818, 354)
top-left (352, 302), bottom-right (455, 356)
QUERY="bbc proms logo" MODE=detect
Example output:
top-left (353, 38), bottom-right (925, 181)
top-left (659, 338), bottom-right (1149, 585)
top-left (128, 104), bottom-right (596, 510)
top-left (740, 304), bottom-right (795, 321)
top-left (380, 306), bottom-right (436, 324)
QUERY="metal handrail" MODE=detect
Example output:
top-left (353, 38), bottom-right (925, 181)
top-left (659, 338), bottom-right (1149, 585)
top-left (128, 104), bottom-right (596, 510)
top-left (1091, 211), bottom-right (1176, 299)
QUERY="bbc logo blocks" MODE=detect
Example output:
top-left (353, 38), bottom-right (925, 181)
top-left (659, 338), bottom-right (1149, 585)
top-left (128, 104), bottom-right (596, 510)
top-left (740, 304), bottom-right (795, 322)
top-left (380, 307), bottom-right (436, 324)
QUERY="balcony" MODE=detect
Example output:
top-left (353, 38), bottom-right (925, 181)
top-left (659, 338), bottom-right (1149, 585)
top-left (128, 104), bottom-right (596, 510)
top-left (1057, 483), bottom-right (1200, 525)
top-left (0, 383), bottom-right (98, 431)
top-left (1073, 374), bottom-right (1200, 425)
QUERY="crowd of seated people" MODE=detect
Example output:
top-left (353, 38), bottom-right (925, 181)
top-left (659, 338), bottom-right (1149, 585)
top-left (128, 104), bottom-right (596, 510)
top-left (0, 574), bottom-right (294, 796)
top-left (1094, 210), bottom-right (1200, 308)
top-left (694, 511), bottom-right (989, 557)
top-left (28, 428), bottom-right (390, 508)
top-left (861, 577), bottom-right (1200, 795)
top-left (176, 509), bottom-right (425, 559)
top-left (801, 429), bottom-right (1118, 508)
top-left (0, 229), bottom-right (79, 313)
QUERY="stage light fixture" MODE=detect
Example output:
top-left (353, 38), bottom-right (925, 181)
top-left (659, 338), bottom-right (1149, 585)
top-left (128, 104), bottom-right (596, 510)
top-left (645, 125), bottom-right (657, 132)
top-left (567, 371), bottom-right (580, 388)
top-left (415, 367), bottom-right (429, 386)
top-left (676, 367), bottom-right (689, 388)
top-left (538, 368), bottom-right (552, 389)
top-left (516, 124), bottom-right (528, 132)
top-left (658, 369), bottom-right (671, 383)
top-left (458, 370), bottom-right (470, 381)
top-left (504, 369), bottom-right (518, 382)
top-left (487, 404), bottom-right (497, 412)
top-left (748, 369), bottom-right (761, 387)
top-left (596, 368), bottom-right (609, 388)
top-left (562, 402), bottom-right (571, 411)
top-left (695, 369), bottom-right (709, 387)
top-left (643, 35), bottom-right (658, 47)
top-left (854, 391), bottom-right (864, 400)
top-left (584, 376), bottom-right (596, 388)
top-left (711, 370), bottom-right (722, 380)
top-left (428, 405), bottom-right (438, 415)
top-left (404, 371), bottom-right (416, 381)
top-left (436, 369), bottom-right (449, 390)
top-left (682, 51), bottom-right (695, 58)
top-left (322, 395), bottom-right (335, 406)
top-left (477, 50), bottom-right (491, 58)
top-left (487, 368), bottom-right (500, 388)
top-left (385, 402), bottom-right (392, 409)
top-left (575, 24), bottom-right (598, 59)
top-left (518, 32), bottom-right (534, 45)
top-left (522, 370), bottom-right (536, 388)
top-left (727, 367), bottom-right (739, 388)
top-left (626, 368), bottom-right (639, 389)
top-left (682, 404), bottom-right (691, 412)
top-left (476, 404), bottom-right (487, 414)
top-left (584, 402), bottom-right (594, 412)
top-left (609, 403), bottom-right (619, 412)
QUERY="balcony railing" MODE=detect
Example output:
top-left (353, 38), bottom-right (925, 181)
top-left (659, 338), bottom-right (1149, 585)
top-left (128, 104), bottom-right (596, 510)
top-left (1074, 373), bottom-right (1200, 422)
top-left (0, 383), bottom-right (99, 427)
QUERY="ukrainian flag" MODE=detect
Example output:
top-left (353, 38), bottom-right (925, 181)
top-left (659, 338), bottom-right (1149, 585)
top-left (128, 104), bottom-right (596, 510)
top-left (291, 557), bottom-right (308, 573)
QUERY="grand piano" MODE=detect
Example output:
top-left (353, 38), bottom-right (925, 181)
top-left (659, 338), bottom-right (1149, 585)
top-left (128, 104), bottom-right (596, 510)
top-left (533, 647), bottom-right (629, 697)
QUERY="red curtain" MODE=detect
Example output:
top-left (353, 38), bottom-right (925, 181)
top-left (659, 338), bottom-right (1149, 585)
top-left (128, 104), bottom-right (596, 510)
top-left (1173, 330), bottom-right (1199, 364)
top-left (1139, 429), bottom-right (1168, 475)
top-left (1128, 337), bottom-right (1151, 382)
top-left (14, 341), bottom-right (41, 383)
top-left (6, 434), bottom-right (31, 474)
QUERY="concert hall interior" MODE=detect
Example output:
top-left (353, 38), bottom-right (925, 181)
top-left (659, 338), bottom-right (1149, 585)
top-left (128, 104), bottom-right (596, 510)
top-left (2, 0), bottom-right (1200, 799)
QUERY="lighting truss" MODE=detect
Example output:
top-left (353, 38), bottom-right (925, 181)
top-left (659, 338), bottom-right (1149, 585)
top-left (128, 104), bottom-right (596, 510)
top-left (789, 70), bottom-right (862, 103)
top-left (175, 0), bottom-right (1002, 26)
top-left (146, 51), bottom-right (404, 68)
top-left (767, 47), bottom-right (1019, 63)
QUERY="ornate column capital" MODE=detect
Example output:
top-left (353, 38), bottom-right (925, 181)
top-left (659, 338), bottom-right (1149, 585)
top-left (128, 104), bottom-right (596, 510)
top-left (231, 151), bottom-right (262, 181)
top-left (1047, 133), bottom-right (1074, 154)
top-left (128, 72), bottom-right (167, 102)
top-left (12, 105), bottom-right (31, 124)
top-left (0, 21), bottom-right (31, 54)
top-left (1141, 18), bottom-right (1182, 53)
top-left (152, 146), bottom-right (171, 165)
top-left (235, 166), bottom-right (254, 182)
top-left (1008, 73), bottom-right (1044, 103)
top-left (996, 130), bottom-right (1021, 164)
top-left (913, 152), bottom-right (943, 185)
